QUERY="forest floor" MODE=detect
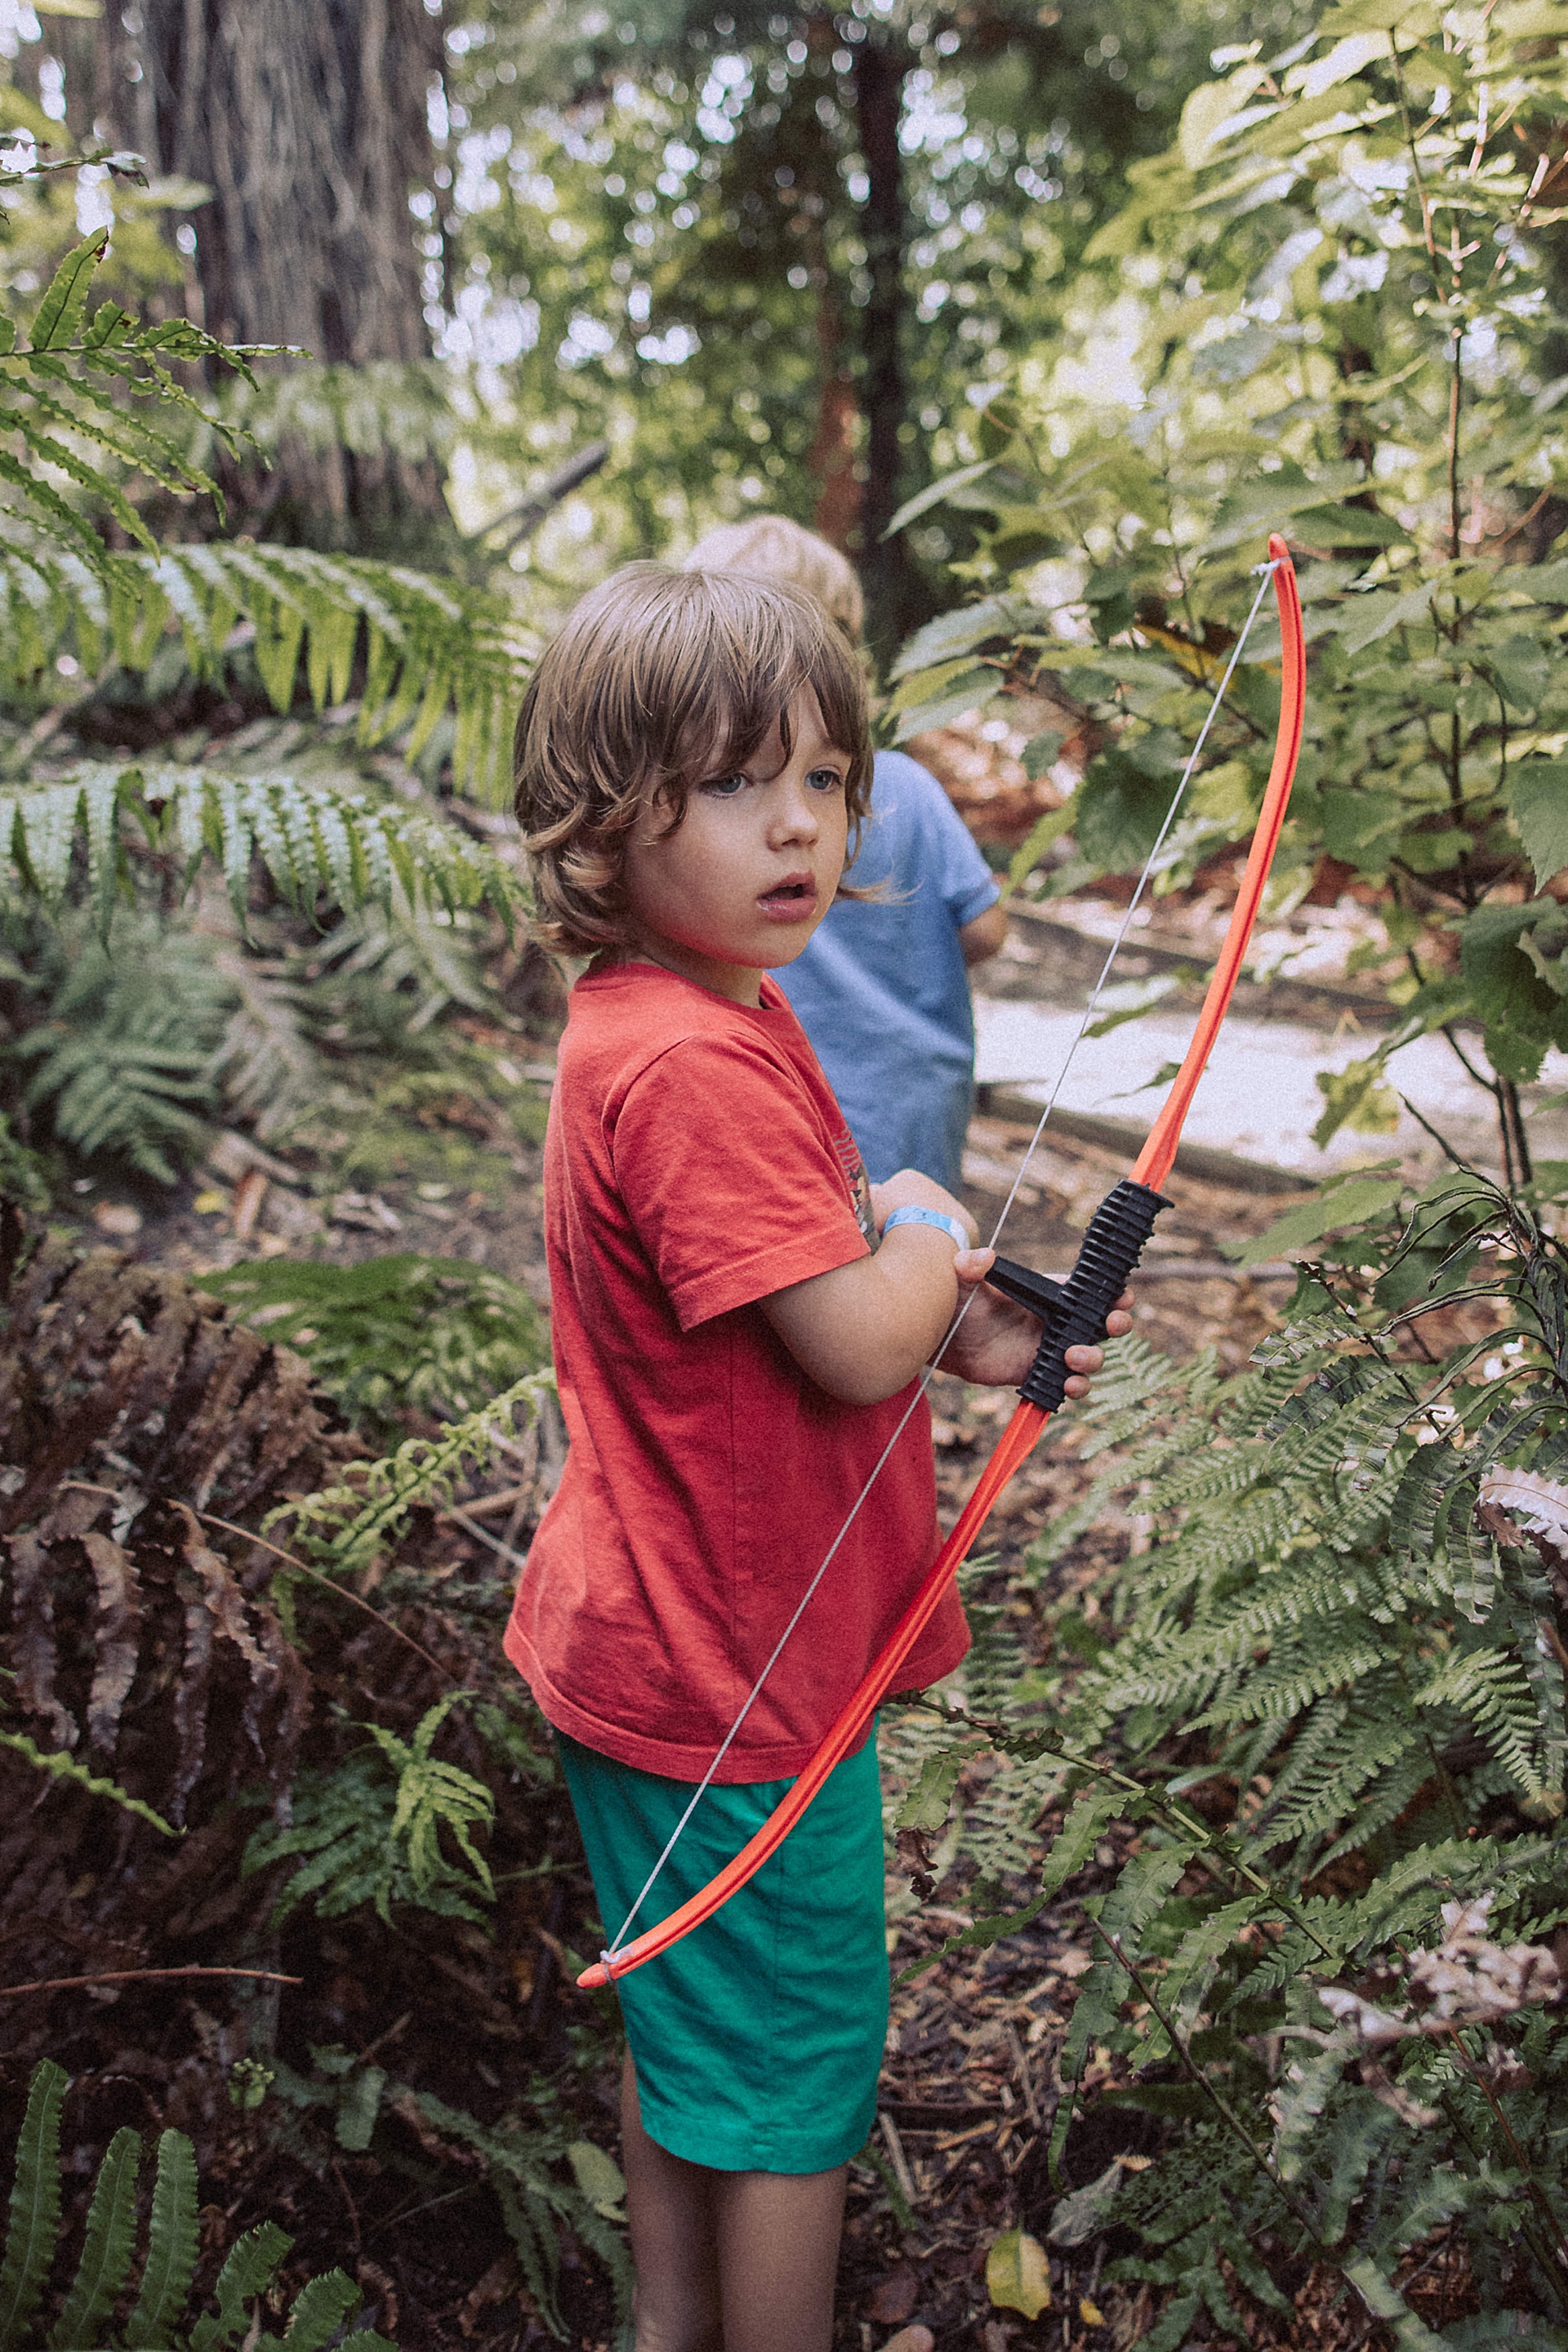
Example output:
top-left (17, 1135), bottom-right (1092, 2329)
top-left (5, 1091), bottom-right (1340, 2352)
top-left (4, 853), bottom-right (1458, 2351)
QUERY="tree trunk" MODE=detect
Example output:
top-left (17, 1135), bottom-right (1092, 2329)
top-left (852, 32), bottom-right (923, 657)
top-left (134, 0), bottom-right (445, 541)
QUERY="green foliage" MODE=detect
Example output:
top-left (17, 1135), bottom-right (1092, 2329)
top-left (0, 1721), bottom-right (177, 1839)
top-left (267, 2055), bottom-right (630, 2342)
top-left (0, 2060), bottom-right (64, 2352)
top-left (894, 0), bottom-right (1568, 1165)
top-left (440, 0), bottom-right (1233, 621)
top-left (0, 2061), bottom-right (393, 2351)
top-left (2, 543), bottom-right (530, 802)
top-left (0, 229), bottom-right (529, 799)
top-left (903, 1159), bottom-right (1568, 2336)
top-left (11, 915), bottom-right (229, 1181)
top-left (0, 763), bottom-right (525, 939)
top-left (198, 1250), bottom-right (549, 1437)
top-left (244, 1695), bottom-right (497, 1929)
top-left (0, 229), bottom-right (256, 581)
top-left (271, 1367), bottom-right (556, 1575)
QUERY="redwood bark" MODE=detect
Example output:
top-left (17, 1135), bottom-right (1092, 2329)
top-left (134, 0), bottom-right (444, 534)
top-left (852, 31), bottom-right (922, 653)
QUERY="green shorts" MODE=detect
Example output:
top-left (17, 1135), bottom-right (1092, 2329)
top-left (558, 1729), bottom-right (887, 2175)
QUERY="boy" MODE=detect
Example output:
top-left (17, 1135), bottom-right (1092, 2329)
top-left (683, 515), bottom-right (1007, 1192)
top-left (508, 564), bottom-right (1125, 2352)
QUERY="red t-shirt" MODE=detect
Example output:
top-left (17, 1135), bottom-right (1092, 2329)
top-left (504, 960), bottom-right (969, 1780)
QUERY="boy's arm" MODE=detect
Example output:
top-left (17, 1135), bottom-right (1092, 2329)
top-left (960, 902), bottom-right (1008, 966)
top-left (760, 1169), bottom-right (1131, 1406)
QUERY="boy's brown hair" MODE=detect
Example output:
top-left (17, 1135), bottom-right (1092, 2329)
top-left (514, 563), bottom-right (873, 956)
top-left (682, 516), bottom-right (865, 643)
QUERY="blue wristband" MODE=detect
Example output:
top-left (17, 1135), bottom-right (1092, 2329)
top-left (883, 1205), bottom-right (969, 1250)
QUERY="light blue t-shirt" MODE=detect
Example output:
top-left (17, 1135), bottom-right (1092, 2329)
top-left (777, 749), bottom-right (1000, 1192)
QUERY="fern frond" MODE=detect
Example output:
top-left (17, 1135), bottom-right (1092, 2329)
top-left (198, 1251), bottom-right (548, 1437)
top-left (1, 546), bottom-right (533, 801)
top-left (1062, 1844), bottom-right (1194, 2086)
top-left (1255, 1703), bottom-right (1423, 1852)
top-left (274, 1368), bottom-right (555, 1574)
top-left (186, 2222), bottom-right (292, 2352)
top-left (368, 1695), bottom-right (495, 1919)
top-left (0, 1726), bottom-right (177, 1836)
top-left (0, 764), bottom-right (526, 936)
top-left (0, 2061), bottom-right (66, 2352)
top-left (123, 2128), bottom-right (200, 2349)
top-left (49, 2126), bottom-right (140, 2352)
top-left (1416, 1645), bottom-right (1551, 1800)
top-left (262, 2268), bottom-right (362, 2352)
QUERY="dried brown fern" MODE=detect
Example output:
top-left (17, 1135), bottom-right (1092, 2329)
top-left (0, 1208), bottom-right (338, 1829)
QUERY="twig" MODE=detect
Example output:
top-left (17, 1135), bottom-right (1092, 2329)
top-left (195, 1510), bottom-right (452, 1679)
top-left (439, 1483), bottom-right (531, 1521)
top-left (1095, 1929), bottom-right (1441, 2343)
top-left (445, 1506), bottom-right (530, 1574)
top-left (879, 2109), bottom-right (919, 2211)
top-left (0, 1965), bottom-right (301, 1999)
top-left (1397, 1094), bottom-right (1484, 1177)
top-left (1094, 1927), bottom-right (1321, 2244)
top-left (1006, 2020), bottom-right (1040, 2127)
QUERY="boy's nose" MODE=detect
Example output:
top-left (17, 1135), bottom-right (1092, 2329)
top-left (769, 786), bottom-right (819, 842)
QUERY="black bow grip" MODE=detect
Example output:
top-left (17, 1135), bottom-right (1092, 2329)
top-left (984, 1178), bottom-right (1170, 1412)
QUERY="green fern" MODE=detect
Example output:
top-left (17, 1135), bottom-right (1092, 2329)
top-left (0, 229), bottom-right (529, 798)
top-left (896, 1164), bottom-right (1568, 2339)
top-left (0, 2060), bottom-right (65, 2352)
top-left (198, 1250), bottom-right (548, 1438)
top-left (0, 2065), bottom-right (385, 2350)
top-left (2, 548), bottom-right (528, 803)
top-left (0, 764), bottom-right (526, 937)
top-left (48, 2127), bottom-right (140, 2351)
top-left (11, 917), bottom-right (230, 1180)
top-left (272, 1367), bottom-right (555, 1575)
top-left (0, 230), bottom-right (252, 585)
top-left (123, 2132), bottom-right (200, 2350)
top-left (0, 1720), bottom-right (178, 1837)
top-left (243, 1697), bottom-right (496, 1928)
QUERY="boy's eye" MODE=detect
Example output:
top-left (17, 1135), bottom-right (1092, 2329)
top-left (806, 765), bottom-right (845, 795)
top-left (701, 773), bottom-right (749, 798)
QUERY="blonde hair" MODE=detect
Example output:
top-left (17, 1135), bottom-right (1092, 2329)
top-left (513, 564), bottom-right (873, 956)
top-left (683, 516), bottom-right (865, 644)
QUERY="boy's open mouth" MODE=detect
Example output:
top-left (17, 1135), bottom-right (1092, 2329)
top-left (758, 875), bottom-right (817, 914)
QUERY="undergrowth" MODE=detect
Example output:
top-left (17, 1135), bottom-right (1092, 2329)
top-left (198, 1252), bottom-right (549, 1437)
top-left (0, 2059), bottom-right (394, 2350)
top-left (893, 1161), bottom-right (1568, 2345)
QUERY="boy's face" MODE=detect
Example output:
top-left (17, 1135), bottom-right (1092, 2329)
top-left (620, 690), bottom-right (850, 1006)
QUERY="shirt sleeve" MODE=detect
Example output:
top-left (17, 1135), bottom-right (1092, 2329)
top-left (903, 757), bottom-right (1001, 929)
top-left (611, 1032), bottom-right (871, 1330)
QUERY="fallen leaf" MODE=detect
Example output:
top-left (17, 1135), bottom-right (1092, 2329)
top-left (1080, 2297), bottom-right (1106, 2327)
top-left (986, 2228), bottom-right (1051, 2320)
top-left (881, 2328), bottom-right (934, 2352)
top-left (92, 1200), bottom-right (142, 1236)
top-left (567, 2139), bottom-right (626, 2217)
top-left (867, 2265), bottom-right (918, 2326)
top-left (231, 1168), bottom-right (268, 1240)
top-left (1047, 2157), bottom-right (1123, 2247)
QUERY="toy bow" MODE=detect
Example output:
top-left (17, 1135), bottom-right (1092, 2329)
top-left (578, 534), bottom-right (1305, 1993)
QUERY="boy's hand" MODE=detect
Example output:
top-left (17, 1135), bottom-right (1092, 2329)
top-left (935, 1246), bottom-right (1134, 1399)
